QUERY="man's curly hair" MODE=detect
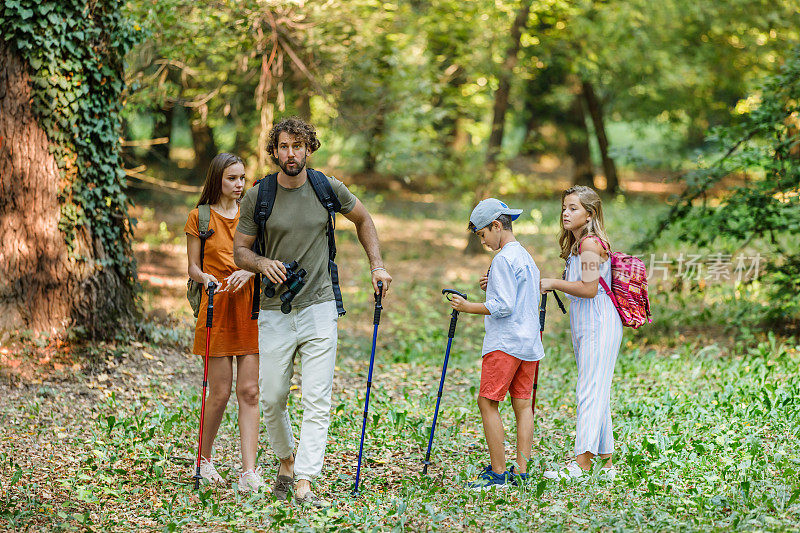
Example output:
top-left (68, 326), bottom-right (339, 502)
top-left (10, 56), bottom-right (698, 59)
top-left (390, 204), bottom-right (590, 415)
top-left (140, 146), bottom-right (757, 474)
top-left (267, 117), bottom-right (321, 164)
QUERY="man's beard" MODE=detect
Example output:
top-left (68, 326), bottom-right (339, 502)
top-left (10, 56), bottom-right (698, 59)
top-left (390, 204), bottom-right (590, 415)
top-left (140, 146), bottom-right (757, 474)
top-left (279, 156), bottom-right (306, 177)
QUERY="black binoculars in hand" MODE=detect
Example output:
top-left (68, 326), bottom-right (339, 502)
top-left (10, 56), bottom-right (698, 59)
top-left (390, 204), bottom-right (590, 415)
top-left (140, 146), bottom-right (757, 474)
top-left (262, 260), bottom-right (307, 314)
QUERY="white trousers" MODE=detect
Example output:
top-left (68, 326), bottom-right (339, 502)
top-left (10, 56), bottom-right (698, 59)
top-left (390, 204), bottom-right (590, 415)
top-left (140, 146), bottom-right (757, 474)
top-left (569, 294), bottom-right (623, 457)
top-left (258, 300), bottom-right (338, 481)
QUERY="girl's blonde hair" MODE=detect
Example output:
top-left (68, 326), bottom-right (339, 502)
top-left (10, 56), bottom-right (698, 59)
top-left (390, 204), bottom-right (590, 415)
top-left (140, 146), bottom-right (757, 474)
top-left (558, 185), bottom-right (611, 260)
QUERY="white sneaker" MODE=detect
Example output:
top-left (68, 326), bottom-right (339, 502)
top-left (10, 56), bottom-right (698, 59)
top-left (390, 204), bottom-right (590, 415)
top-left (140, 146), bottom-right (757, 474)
top-left (599, 466), bottom-right (617, 480)
top-left (199, 457), bottom-right (225, 484)
top-left (238, 466), bottom-right (267, 492)
top-left (543, 461), bottom-right (585, 480)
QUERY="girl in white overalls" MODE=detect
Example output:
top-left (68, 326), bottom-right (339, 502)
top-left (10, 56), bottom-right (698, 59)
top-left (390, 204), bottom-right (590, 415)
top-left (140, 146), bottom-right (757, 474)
top-left (540, 185), bottom-right (623, 479)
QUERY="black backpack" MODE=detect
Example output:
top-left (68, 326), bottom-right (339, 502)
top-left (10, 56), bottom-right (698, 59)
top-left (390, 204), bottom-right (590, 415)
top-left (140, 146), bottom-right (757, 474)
top-left (250, 168), bottom-right (346, 319)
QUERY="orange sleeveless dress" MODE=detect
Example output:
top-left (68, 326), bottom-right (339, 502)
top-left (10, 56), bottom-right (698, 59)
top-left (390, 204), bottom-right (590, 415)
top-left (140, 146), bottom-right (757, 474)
top-left (185, 206), bottom-right (259, 357)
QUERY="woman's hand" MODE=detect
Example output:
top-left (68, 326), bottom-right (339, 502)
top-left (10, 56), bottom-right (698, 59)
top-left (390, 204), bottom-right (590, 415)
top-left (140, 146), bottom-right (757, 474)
top-left (479, 273), bottom-right (488, 291)
top-left (540, 278), bottom-right (556, 294)
top-left (225, 270), bottom-right (255, 293)
top-left (201, 273), bottom-right (219, 288)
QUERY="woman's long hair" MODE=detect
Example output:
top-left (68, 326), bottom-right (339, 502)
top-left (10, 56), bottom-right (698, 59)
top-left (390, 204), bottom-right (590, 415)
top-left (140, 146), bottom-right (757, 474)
top-left (558, 185), bottom-right (611, 260)
top-left (196, 153), bottom-right (244, 207)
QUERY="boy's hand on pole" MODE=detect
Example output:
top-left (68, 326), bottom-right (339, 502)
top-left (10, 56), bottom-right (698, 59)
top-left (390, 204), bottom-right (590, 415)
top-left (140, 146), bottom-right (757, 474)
top-left (371, 268), bottom-right (392, 297)
top-left (450, 295), bottom-right (468, 312)
top-left (479, 274), bottom-right (488, 291)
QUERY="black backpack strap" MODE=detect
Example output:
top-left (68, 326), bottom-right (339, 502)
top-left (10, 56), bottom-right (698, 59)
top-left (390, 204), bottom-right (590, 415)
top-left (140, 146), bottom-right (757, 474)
top-left (250, 174), bottom-right (279, 319)
top-left (306, 167), bottom-right (342, 214)
top-left (254, 173), bottom-right (279, 247)
top-left (307, 168), bottom-right (346, 317)
top-left (197, 204), bottom-right (214, 271)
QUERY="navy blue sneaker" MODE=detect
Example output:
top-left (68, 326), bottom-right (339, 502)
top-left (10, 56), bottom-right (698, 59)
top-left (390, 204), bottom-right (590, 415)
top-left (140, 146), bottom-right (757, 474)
top-left (466, 465), bottom-right (514, 490)
top-left (510, 466), bottom-right (529, 486)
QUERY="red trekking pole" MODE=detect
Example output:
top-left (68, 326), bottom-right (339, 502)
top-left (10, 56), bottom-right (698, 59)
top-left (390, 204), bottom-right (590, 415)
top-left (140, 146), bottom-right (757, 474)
top-left (193, 282), bottom-right (217, 490)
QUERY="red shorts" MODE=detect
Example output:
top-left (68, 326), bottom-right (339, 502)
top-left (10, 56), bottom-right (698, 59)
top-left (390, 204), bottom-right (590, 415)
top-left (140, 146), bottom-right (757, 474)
top-left (479, 350), bottom-right (539, 401)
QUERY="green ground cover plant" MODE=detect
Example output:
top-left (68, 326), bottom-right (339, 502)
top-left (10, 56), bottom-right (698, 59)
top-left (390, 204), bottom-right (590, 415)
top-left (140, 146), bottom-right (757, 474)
top-left (1, 196), bottom-right (798, 531)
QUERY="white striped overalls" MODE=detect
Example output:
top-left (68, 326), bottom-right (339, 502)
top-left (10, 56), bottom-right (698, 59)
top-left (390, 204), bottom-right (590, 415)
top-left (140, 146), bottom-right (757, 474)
top-left (564, 254), bottom-right (623, 456)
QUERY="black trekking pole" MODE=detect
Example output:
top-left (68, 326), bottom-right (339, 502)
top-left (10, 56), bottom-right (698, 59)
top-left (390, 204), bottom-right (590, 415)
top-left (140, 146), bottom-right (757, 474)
top-left (533, 291), bottom-right (566, 419)
top-left (422, 288), bottom-right (467, 475)
top-left (193, 282), bottom-right (217, 490)
top-left (353, 281), bottom-right (384, 496)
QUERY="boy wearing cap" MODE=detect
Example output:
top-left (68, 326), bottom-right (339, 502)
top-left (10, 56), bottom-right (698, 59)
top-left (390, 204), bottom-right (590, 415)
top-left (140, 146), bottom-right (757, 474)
top-left (448, 198), bottom-right (545, 489)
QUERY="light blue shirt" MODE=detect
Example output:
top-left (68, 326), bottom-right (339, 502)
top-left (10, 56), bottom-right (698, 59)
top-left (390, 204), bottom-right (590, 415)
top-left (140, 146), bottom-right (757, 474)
top-left (482, 241), bottom-right (546, 362)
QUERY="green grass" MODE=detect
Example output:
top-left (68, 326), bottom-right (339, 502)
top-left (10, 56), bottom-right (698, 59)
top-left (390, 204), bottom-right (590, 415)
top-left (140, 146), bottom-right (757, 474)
top-left (3, 331), bottom-right (799, 531)
top-left (2, 195), bottom-right (799, 531)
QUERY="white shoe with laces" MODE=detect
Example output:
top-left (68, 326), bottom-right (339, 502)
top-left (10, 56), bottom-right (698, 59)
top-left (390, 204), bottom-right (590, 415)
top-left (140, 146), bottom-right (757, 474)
top-left (238, 466), bottom-right (267, 492)
top-left (199, 457), bottom-right (225, 484)
top-left (543, 461), bottom-right (586, 480)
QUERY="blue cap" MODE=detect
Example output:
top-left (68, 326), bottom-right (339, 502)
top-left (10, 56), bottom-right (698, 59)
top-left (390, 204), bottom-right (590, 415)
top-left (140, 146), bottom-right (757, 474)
top-left (469, 198), bottom-right (523, 231)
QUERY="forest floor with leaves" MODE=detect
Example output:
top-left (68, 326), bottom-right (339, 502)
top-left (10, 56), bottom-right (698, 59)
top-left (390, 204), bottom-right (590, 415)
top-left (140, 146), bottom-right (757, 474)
top-left (1, 191), bottom-right (800, 531)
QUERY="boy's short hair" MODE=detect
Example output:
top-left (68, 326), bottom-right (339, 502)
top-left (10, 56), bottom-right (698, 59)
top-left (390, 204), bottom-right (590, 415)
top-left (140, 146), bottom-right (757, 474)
top-left (468, 214), bottom-right (513, 233)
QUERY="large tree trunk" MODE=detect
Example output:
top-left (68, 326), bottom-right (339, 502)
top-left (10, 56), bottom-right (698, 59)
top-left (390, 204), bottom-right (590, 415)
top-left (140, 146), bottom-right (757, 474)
top-left (0, 42), bottom-right (134, 336)
top-left (581, 80), bottom-right (619, 193)
top-left (190, 116), bottom-right (218, 179)
top-left (293, 69), bottom-right (312, 121)
top-left (363, 109), bottom-right (386, 175)
top-left (148, 105), bottom-right (173, 163)
top-left (466, 0), bottom-right (531, 254)
top-left (566, 92), bottom-right (595, 188)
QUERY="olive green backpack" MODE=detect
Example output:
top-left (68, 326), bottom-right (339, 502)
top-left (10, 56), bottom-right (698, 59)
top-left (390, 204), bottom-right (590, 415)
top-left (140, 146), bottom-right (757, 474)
top-left (187, 204), bottom-right (214, 317)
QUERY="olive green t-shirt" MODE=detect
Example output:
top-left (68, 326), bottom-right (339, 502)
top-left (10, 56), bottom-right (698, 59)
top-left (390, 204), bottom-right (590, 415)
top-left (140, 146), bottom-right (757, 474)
top-left (237, 174), bottom-right (357, 311)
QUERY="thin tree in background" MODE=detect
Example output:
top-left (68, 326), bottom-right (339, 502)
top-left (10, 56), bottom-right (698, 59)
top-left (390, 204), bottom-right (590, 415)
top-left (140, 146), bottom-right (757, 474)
top-left (466, 0), bottom-right (532, 254)
top-left (581, 80), bottom-right (619, 193)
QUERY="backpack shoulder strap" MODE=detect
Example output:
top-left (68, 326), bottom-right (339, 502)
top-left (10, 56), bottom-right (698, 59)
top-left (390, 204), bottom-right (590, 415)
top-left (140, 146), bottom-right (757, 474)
top-left (578, 234), bottom-right (609, 254)
top-left (306, 168), bottom-right (342, 213)
top-left (198, 204), bottom-right (212, 234)
top-left (254, 173), bottom-right (279, 239)
top-left (196, 204), bottom-right (214, 270)
top-left (250, 174), bottom-right (278, 321)
top-left (306, 168), bottom-right (346, 317)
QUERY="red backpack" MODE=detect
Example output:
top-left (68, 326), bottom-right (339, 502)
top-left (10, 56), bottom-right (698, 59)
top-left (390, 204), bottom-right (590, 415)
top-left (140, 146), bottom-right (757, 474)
top-left (580, 236), bottom-right (652, 329)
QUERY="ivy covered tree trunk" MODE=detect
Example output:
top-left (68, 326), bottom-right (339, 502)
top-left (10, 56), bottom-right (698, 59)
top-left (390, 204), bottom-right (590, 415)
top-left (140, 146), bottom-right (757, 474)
top-left (0, 2), bottom-right (139, 339)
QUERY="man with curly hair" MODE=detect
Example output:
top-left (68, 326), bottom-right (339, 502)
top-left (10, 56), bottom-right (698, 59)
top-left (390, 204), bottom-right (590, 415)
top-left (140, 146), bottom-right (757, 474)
top-left (234, 116), bottom-right (392, 507)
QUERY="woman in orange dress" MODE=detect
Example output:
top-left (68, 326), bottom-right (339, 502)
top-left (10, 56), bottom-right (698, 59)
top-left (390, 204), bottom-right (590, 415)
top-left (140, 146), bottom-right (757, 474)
top-left (185, 153), bottom-right (265, 492)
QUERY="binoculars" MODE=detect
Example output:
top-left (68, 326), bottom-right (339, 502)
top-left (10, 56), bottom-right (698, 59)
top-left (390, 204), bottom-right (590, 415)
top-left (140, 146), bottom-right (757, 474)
top-left (262, 261), bottom-right (307, 314)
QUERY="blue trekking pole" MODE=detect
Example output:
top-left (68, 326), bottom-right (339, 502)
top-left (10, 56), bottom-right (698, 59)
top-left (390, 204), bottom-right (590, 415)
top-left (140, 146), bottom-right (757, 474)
top-left (422, 288), bottom-right (468, 475)
top-left (353, 280), bottom-right (384, 495)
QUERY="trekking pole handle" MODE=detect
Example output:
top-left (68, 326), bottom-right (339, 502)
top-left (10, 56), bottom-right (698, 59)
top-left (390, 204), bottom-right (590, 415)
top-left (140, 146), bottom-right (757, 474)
top-left (442, 288), bottom-right (468, 300)
top-left (442, 289), bottom-right (467, 337)
top-left (373, 281), bottom-right (384, 325)
top-left (206, 282), bottom-right (217, 328)
top-left (539, 293), bottom-right (548, 332)
top-left (553, 291), bottom-right (567, 314)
